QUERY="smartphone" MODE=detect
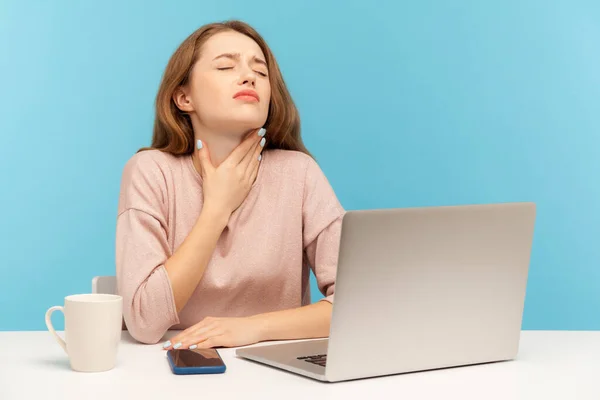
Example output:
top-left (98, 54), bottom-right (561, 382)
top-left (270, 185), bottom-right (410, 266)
top-left (166, 348), bottom-right (227, 375)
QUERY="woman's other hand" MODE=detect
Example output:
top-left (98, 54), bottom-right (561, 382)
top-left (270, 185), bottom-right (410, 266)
top-left (162, 316), bottom-right (265, 350)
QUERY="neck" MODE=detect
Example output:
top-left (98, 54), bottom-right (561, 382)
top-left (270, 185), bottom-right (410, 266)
top-left (191, 122), bottom-right (254, 172)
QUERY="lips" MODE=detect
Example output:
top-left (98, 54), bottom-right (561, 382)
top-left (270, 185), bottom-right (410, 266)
top-left (233, 89), bottom-right (259, 101)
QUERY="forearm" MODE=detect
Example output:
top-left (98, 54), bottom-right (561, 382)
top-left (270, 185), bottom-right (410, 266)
top-left (251, 300), bottom-right (333, 341)
top-left (165, 207), bottom-right (229, 312)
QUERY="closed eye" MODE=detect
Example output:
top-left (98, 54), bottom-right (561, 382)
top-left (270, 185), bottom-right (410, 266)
top-left (217, 67), bottom-right (267, 77)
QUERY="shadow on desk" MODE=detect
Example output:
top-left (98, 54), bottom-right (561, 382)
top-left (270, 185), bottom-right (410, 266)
top-left (38, 357), bottom-right (71, 371)
top-left (119, 331), bottom-right (140, 345)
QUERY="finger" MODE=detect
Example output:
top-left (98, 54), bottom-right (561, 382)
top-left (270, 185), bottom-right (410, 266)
top-left (225, 128), bottom-right (265, 167)
top-left (180, 323), bottom-right (219, 349)
top-left (243, 135), bottom-right (266, 175)
top-left (246, 138), bottom-right (264, 178)
top-left (163, 327), bottom-right (194, 350)
top-left (163, 317), bottom-right (213, 350)
top-left (246, 149), bottom-right (261, 183)
top-left (168, 322), bottom-right (218, 350)
top-left (189, 328), bottom-right (223, 349)
top-left (197, 139), bottom-right (214, 176)
top-left (194, 334), bottom-right (224, 349)
top-left (240, 135), bottom-right (263, 173)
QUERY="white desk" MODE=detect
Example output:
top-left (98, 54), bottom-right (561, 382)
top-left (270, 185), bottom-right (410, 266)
top-left (1, 330), bottom-right (598, 400)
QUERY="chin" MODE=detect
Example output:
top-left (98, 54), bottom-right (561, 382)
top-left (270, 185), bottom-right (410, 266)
top-left (224, 116), bottom-right (267, 133)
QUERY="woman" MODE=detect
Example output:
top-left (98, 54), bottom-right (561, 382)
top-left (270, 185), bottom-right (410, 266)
top-left (115, 20), bottom-right (345, 350)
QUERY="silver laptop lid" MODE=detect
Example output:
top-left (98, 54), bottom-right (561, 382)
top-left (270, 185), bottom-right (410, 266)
top-left (325, 202), bottom-right (536, 382)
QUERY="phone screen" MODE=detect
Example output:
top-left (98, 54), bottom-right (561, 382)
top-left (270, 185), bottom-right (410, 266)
top-left (169, 349), bottom-right (225, 368)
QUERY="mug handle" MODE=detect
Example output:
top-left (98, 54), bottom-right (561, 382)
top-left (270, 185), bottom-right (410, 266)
top-left (45, 306), bottom-right (67, 354)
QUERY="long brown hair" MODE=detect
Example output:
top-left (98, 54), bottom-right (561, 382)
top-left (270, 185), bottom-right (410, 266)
top-left (139, 20), bottom-right (311, 157)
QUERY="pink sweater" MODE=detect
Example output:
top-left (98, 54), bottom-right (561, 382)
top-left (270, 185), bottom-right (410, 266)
top-left (115, 149), bottom-right (345, 344)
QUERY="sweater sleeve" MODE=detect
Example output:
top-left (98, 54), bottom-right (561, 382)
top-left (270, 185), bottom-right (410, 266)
top-left (302, 157), bottom-right (345, 304)
top-left (115, 152), bottom-right (179, 344)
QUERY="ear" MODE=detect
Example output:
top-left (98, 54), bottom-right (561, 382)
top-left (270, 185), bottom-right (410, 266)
top-left (173, 86), bottom-right (194, 113)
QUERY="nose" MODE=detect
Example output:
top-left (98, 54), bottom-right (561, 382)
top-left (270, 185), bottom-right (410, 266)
top-left (238, 67), bottom-right (257, 87)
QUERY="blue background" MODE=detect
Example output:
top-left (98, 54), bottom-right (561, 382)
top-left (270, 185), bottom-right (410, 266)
top-left (1, 0), bottom-right (598, 331)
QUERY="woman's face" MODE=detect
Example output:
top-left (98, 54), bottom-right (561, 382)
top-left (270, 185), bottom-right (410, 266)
top-left (176, 30), bottom-right (271, 135)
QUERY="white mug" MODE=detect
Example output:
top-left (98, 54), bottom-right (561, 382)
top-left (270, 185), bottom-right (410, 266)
top-left (45, 294), bottom-right (123, 372)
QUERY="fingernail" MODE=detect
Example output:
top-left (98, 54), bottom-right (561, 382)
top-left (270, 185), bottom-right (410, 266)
top-left (189, 344), bottom-right (198, 350)
top-left (258, 128), bottom-right (266, 137)
top-left (197, 139), bottom-right (203, 149)
top-left (258, 154), bottom-right (262, 161)
top-left (173, 342), bottom-right (182, 349)
top-left (162, 340), bottom-right (171, 348)
top-left (260, 138), bottom-right (266, 147)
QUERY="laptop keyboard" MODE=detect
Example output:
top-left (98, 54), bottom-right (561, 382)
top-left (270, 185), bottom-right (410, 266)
top-left (297, 354), bottom-right (327, 367)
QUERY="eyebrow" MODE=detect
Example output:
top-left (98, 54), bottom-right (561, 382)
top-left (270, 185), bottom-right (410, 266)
top-left (212, 52), bottom-right (267, 68)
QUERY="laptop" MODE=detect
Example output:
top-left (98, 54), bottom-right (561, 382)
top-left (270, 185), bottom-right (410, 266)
top-left (236, 202), bottom-right (536, 382)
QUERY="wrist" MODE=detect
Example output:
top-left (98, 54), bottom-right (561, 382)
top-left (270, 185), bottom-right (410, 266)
top-left (198, 205), bottom-right (230, 230)
top-left (248, 313), bottom-right (271, 342)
